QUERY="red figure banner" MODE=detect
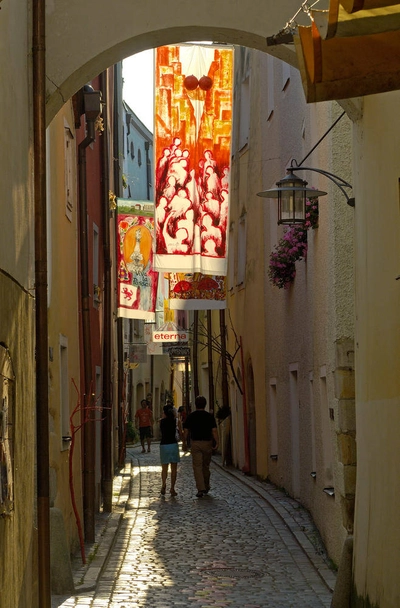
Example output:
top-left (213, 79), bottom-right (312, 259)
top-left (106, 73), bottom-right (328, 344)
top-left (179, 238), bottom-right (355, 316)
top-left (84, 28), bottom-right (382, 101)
top-left (154, 44), bottom-right (233, 276)
top-left (117, 200), bottom-right (158, 320)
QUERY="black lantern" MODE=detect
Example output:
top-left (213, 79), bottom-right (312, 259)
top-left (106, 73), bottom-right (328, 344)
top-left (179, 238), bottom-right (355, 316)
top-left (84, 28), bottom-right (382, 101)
top-left (257, 168), bottom-right (327, 225)
top-left (257, 160), bottom-right (355, 225)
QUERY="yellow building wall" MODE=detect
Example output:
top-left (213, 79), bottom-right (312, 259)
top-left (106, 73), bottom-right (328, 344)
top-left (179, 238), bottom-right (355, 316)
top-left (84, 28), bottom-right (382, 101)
top-left (352, 91), bottom-right (400, 608)
top-left (47, 104), bottom-right (83, 555)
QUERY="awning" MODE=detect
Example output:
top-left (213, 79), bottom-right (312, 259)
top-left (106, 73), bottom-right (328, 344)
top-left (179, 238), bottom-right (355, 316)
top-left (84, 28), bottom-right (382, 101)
top-left (311, 1), bottom-right (400, 38)
top-left (294, 1), bottom-right (400, 102)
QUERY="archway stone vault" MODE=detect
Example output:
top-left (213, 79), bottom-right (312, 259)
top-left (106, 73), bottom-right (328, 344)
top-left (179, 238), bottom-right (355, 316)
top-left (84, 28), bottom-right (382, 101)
top-left (45, 0), bottom-right (301, 125)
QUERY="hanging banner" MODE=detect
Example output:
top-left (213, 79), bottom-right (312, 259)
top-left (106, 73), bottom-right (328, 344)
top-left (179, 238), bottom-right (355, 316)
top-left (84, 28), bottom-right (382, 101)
top-left (154, 44), bottom-right (233, 276)
top-left (168, 272), bottom-right (226, 310)
top-left (117, 200), bottom-right (158, 320)
top-left (128, 344), bottom-right (147, 364)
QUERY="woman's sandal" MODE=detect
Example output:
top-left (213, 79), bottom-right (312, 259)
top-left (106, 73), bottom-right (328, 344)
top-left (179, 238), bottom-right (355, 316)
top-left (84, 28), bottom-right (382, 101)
top-left (161, 485), bottom-right (166, 495)
top-left (170, 489), bottom-right (177, 497)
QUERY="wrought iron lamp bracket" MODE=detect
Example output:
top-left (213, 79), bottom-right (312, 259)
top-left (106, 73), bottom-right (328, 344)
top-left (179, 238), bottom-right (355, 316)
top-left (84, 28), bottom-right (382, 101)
top-left (290, 159), bottom-right (355, 207)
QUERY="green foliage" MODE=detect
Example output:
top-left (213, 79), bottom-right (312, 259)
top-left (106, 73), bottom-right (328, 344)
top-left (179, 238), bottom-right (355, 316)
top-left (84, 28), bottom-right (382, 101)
top-left (126, 420), bottom-right (138, 443)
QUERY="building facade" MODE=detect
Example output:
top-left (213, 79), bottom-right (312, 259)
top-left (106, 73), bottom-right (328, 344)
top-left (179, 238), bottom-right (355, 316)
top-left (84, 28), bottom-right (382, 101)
top-left (227, 46), bottom-right (355, 565)
top-left (1, 1), bottom-right (400, 606)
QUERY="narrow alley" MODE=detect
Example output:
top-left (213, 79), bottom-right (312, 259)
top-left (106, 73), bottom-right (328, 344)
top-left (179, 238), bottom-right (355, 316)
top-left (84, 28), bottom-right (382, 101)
top-left (52, 445), bottom-right (336, 608)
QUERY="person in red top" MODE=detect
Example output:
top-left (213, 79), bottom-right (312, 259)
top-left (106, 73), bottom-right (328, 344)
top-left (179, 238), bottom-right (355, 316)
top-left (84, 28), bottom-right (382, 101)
top-left (135, 399), bottom-right (154, 453)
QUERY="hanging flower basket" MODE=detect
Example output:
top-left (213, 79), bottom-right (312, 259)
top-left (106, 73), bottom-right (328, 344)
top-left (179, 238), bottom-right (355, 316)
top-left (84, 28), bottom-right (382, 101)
top-left (269, 198), bottom-right (319, 289)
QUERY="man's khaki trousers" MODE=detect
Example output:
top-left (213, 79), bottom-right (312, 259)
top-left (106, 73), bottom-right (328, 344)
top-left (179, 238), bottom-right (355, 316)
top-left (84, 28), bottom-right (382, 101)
top-left (190, 440), bottom-right (213, 492)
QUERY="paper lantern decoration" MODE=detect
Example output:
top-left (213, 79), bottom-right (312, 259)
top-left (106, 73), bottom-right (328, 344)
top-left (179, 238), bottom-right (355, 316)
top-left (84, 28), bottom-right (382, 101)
top-left (184, 75), bottom-right (199, 90)
top-left (199, 75), bottom-right (213, 90)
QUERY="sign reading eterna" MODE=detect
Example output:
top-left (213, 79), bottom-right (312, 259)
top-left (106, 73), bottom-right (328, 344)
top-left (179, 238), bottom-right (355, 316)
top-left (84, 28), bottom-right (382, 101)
top-left (152, 330), bottom-right (188, 343)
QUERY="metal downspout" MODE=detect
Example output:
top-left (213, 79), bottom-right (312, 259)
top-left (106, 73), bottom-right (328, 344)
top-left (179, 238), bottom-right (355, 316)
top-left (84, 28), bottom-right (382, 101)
top-left (207, 310), bottom-right (215, 412)
top-left (78, 120), bottom-right (96, 542)
top-left (193, 311), bottom-right (199, 398)
top-left (33, 0), bottom-right (51, 603)
top-left (100, 71), bottom-right (113, 513)
top-left (113, 65), bottom-right (125, 467)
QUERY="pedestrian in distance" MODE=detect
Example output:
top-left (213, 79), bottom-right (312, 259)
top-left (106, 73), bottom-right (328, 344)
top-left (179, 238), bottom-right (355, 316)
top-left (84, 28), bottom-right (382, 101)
top-left (159, 404), bottom-right (180, 496)
top-left (135, 399), bottom-right (154, 453)
top-left (178, 406), bottom-right (188, 451)
top-left (183, 395), bottom-right (219, 498)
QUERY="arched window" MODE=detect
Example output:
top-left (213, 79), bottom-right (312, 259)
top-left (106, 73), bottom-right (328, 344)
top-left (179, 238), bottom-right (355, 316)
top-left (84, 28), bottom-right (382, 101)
top-left (138, 148), bottom-right (142, 167)
top-left (130, 141), bottom-right (135, 159)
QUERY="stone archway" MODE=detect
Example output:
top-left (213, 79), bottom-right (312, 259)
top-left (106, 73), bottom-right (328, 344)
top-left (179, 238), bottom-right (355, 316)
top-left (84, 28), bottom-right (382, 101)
top-left (45, 0), bottom-right (300, 124)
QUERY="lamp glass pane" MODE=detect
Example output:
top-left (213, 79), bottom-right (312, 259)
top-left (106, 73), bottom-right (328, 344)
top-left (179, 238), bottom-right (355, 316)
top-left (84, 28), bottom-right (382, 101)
top-left (294, 190), bottom-right (305, 221)
top-left (280, 191), bottom-right (293, 222)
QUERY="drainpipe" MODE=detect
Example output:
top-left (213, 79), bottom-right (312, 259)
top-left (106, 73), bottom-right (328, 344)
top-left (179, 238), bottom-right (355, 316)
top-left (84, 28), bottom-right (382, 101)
top-left (113, 65), bottom-right (125, 466)
top-left (78, 87), bottom-right (102, 542)
top-left (33, 0), bottom-right (51, 603)
top-left (219, 309), bottom-right (229, 410)
top-left (207, 310), bottom-right (215, 413)
top-left (193, 311), bottom-right (199, 398)
top-left (100, 72), bottom-right (113, 513)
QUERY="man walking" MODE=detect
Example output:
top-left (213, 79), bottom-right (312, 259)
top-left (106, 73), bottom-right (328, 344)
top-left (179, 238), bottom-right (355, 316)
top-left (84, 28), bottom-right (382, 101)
top-left (135, 399), bottom-right (154, 453)
top-left (183, 395), bottom-right (219, 497)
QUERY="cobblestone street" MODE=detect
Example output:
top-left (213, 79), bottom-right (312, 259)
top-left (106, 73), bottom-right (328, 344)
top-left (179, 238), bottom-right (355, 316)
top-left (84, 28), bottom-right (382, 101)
top-left (52, 444), bottom-right (336, 608)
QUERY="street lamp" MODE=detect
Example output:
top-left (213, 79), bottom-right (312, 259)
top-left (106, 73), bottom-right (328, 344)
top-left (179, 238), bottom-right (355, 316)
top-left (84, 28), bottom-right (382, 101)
top-left (257, 160), bottom-right (355, 226)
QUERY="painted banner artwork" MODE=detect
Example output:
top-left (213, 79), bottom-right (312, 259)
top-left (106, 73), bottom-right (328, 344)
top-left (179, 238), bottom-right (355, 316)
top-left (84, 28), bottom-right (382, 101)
top-left (169, 273), bottom-right (226, 310)
top-left (154, 44), bottom-right (233, 276)
top-left (117, 200), bottom-right (158, 320)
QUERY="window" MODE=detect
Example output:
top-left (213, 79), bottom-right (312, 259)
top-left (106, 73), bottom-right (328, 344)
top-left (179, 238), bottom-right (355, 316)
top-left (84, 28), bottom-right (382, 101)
top-left (60, 335), bottom-right (70, 448)
top-left (237, 214), bottom-right (246, 287)
top-left (289, 364), bottom-right (300, 498)
top-left (267, 55), bottom-right (275, 121)
top-left (282, 61), bottom-right (290, 91)
top-left (64, 121), bottom-right (75, 221)
top-left (138, 148), bottom-right (142, 167)
top-left (309, 372), bottom-right (317, 476)
top-left (130, 141), bottom-right (135, 159)
top-left (0, 346), bottom-right (14, 515)
top-left (269, 379), bottom-right (278, 459)
top-left (320, 367), bottom-right (334, 485)
top-left (239, 77), bottom-right (250, 150)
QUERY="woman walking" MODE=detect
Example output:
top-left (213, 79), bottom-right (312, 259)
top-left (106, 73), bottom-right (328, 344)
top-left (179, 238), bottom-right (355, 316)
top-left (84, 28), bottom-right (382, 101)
top-left (159, 405), bottom-right (181, 496)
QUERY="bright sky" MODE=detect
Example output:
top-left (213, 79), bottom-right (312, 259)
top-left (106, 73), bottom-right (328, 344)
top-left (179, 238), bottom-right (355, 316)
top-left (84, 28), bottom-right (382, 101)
top-left (122, 50), bottom-right (155, 134)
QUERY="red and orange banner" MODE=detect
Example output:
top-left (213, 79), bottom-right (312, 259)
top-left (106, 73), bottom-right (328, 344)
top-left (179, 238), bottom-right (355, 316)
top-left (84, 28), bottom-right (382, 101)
top-left (117, 200), bottom-right (158, 320)
top-left (154, 44), bottom-right (233, 277)
top-left (169, 272), bottom-right (226, 310)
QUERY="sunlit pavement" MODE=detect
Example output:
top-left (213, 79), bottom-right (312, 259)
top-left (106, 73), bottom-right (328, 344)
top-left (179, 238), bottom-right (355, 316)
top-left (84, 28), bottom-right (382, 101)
top-left (52, 444), bottom-right (336, 607)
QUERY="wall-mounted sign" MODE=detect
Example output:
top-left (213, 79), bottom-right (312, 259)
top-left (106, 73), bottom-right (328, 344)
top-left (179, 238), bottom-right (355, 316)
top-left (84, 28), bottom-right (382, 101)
top-left (152, 330), bottom-right (188, 343)
top-left (164, 345), bottom-right (191, 357)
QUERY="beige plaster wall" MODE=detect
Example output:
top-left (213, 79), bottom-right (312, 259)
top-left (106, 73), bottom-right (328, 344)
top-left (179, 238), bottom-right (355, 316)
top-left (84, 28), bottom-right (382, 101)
top-left (0, 1), bottom-right (37, 605)
top-left (0, 276), bottom-right (36, 606)
top-left (0, 0), bottom-right (34, 287)
top-left (44, 0), bottom-right (301, 124)
top-left (228, 47), bottom-right (354, 564)
top-left (352, 91), bottom-right (400, 608)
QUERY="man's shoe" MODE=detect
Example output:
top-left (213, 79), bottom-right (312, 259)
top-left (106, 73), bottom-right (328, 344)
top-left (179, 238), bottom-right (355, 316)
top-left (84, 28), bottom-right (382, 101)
top-left (141, 449), bottom-right (146, 453)
top-left (196, 491), bottom-right (204, 498)
top-left (203, 488), bottom-right (209, 494)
